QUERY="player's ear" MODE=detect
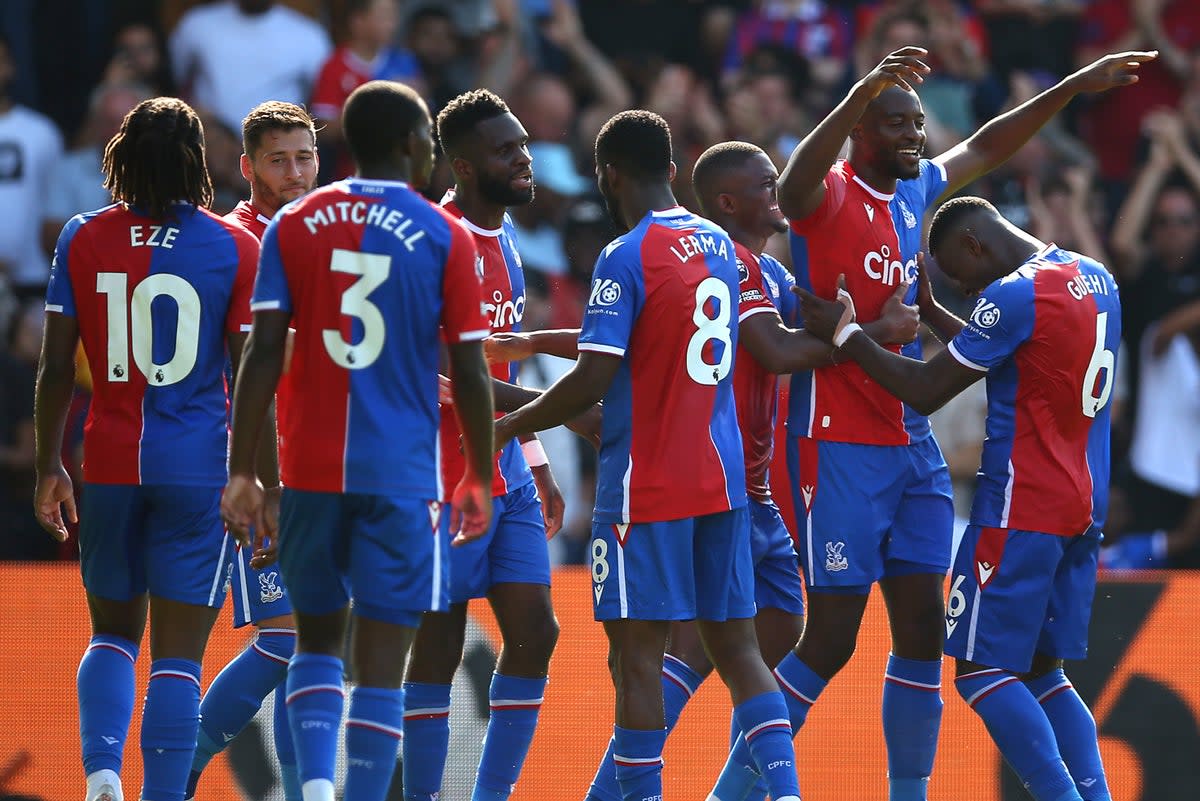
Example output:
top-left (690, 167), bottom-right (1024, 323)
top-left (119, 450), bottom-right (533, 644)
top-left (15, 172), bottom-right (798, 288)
top-left (450, 155), bottom-right (472, 183)
top-left (239, 152), bottom-right (252, 183)
top-left (667, 161), bottom-right (677, 183)
top-left (718, 192), bottom-right (736, 215)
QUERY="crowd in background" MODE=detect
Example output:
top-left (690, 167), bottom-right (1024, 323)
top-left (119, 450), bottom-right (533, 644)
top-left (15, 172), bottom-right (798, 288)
top-left (2, 0), bottom-right (1200, 569)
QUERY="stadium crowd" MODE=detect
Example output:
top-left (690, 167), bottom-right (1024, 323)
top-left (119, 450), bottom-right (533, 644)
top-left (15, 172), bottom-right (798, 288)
top-left (1, 0), bottom-right (1200, 570)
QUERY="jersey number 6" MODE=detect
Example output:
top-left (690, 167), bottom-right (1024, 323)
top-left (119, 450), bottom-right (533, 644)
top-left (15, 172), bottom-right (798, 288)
top-left (1082, 312), bottom-right (1115, 419)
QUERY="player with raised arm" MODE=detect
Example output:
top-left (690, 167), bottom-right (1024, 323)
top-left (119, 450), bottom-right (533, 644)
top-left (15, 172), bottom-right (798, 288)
top-left (709, 46), bottom-right (1156, 801)
top-left (401, 89), bottom-right (564, 801)
top-left (220, 80), bottom-right (495, 801)
top-left (34, 97), bottom-right (259, 801)
top-left (187, 100), bottom-right (319, 801)
top-left (491, 110), bottom-right (801, 801)
top-left (797, 196), bottom-right (1118, 801)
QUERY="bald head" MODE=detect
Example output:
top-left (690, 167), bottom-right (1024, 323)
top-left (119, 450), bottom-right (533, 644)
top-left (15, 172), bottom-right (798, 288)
top-left (692, 141), bottom-right (765, 216)
top-left (928, 196), bottom-right (1001, 255)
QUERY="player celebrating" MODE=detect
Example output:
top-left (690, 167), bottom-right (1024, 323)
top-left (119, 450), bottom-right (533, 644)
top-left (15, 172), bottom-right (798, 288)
top-left (187, 100), bottom-right (319, 801)
top-left (710, 47), bottom-right (1156, 801)
top-left (797, 196), bottom-right (1118, 801)
top-left (34, 97), bottom-right (259, 801)
top-left (491, 110), bottom-right (801, 801)
top-left (401, 89), bottom-right (564, 801)
top-left (221, 81), bottom-right (495, 801)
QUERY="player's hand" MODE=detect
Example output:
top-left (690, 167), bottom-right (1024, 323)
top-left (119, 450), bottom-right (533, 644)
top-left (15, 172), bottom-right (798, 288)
top-left (450, 473), bottom-right (493, 545)
top-left (248, 486), bottom-right (282, 568)
top-left (484, 332), bottom-right (533, 364)
top-left (793, 275), bottom-right (858, 344)
top-left (860, 47), bottom-right (930, 97)
top-left (915, 251), bottom-right (940, 317)
top-left (222, 473), bottom-right (266, 548)
top-left (880, 279), bottom-right (919, 345)
top-left (530, 463), bottom-right (565, 539)
top-left (33, 465), bottom-right (76, 542)
top-left (566, 403), bottom-right (603, 450)
top-left (438, 374), bottom-right (454, 405)
top-left (1067, 51), bottom-right (1157, 95)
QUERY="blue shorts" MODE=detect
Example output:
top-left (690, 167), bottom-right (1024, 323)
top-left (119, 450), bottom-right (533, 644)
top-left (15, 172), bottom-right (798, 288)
top-left (945, 525), bottom-right (1101, 673)
top-left (447, 481), bottom-right (548, 603)
top-left (788, 436), bottom-right (954, 592)
top-left (749, 499), bottom-right (805, 616)
top-left (228, 538), bottom-right (294, 628)
top-left (79, 483), bottom-right (229, 607)
top-left (589, 507), bottom-right (755, 622)
top-left (277, 489), bottom-right (449, 627)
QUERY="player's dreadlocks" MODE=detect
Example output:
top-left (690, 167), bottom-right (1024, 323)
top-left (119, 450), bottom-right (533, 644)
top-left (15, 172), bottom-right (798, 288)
top-left (102, 97), bottom-right (213, 219)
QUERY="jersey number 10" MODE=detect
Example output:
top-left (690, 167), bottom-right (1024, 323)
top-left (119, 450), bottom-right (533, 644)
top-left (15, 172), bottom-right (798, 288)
top-left (96, 272), bottom-right (201, 386)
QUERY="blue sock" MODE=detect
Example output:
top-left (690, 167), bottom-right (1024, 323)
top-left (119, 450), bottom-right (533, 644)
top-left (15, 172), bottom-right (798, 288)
top-left (712, 652), bottom-right (827, 801)
top-left (274, 682), bottom-right (301, 801)
top-left (734, 691), bottom-right (800, 801)
top-left (612, 726), bottom-right (666, 801)
top-left (141, 658), bottom-right (203, 801)
top-left (344, 686), bottom-right (404, 801)
top-left (472, 673), bottom-right (547, 801)
top-left (402, 682), bottom-right (452, 801)
top-left (188, 628), bottom-right (293, 796)
top-left (883, 655), bottom-right (943, 801)
top-left (78, 635), bottom-right (139, 777)
top-left (1027, 669), bottom-right (1111, 801)
top-left (587, 656), bottom-right (704, 801)
top-left (955, 669), bottom-right (1082, 801)
top-left (286, 653), bottom-right (345, 797)
top-left (728, 715), bottom-right (769, 801)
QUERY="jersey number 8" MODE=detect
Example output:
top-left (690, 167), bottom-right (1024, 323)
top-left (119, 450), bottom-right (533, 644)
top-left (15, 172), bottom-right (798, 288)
top-left (686, 276), bottom-right (734, 385)
top-left (96, 272), bottom-right (201, 386)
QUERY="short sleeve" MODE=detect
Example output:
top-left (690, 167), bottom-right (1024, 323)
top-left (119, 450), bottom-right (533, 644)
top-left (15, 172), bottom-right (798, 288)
top-left (441, 217), bottom-right (489, 343)
top-left (225, 227), bottom-right (258, 334)
top-left (309, 54), bottom-right (344, 120)
top-left (916, 158), bottom-right (948, 211)
top-left (578, 239), bottom-right (642, 358)
top-left (789, 164), bottom-right (848, 235)
top-left (45, 217), bottom-right (84, 317)
top-left (737, 253), bottom-right (778, 323)
top-left (763, 254), bottom-right (800, 325)
top-left (251, 216), bottom-right (293, 315)
top-left (947, 273), bottom-right (1036, 371)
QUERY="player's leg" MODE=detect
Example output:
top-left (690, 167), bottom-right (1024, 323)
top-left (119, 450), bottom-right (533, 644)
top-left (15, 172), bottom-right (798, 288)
top-left (275, 489), bottom-right (353, 801)
top-left (402, 495), bottom-right (491, 801)
top-left (1024, 528), bottom-right (1110, 801)
top-left (695, 507), bottom-right (800, 801)
top-left (476, 482), bottom-right (558, 801)
top-left (140, 485), bottom-right (228, 801)
top-left (947, 526), bottom-right (1083, 801)
top-left (188, 537), bottom-right (297, 800)
top-left (877, 437), bottom-right (956, 801)
top-left (345, 493), bottom-right (451, 801)
top-left (76, 484), bottom-right (149, 801)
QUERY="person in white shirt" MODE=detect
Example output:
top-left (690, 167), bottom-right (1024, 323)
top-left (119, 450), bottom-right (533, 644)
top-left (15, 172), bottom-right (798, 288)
top-left (170, 0), bottom-right (330, 132)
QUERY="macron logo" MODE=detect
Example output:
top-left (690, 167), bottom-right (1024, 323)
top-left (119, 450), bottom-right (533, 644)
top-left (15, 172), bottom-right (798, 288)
top-left (101, 736), bottom-right (118, 745)
top-left (800, 485), bottom-right (815, 511)
top-left (864, 202), bottom-right (875, 222)
top-left (977, 560), bottom-right (996, 587)
top-left (1079, 779), bottom-right (1097, 788)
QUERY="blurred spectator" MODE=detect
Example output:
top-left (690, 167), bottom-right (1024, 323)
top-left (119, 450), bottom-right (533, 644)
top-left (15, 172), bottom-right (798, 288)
top-left (534, 0), bottom-right (631, 118)
top-left (0, 300), bottom-right (52, 558)
top-left (198, 111), bottom-right (249, 215)
top-left (403, 3), bottom-right (497, 111)
top-left (1025, 163), bottom-right (1110, 266)
top-left (41, 81), bottom-right (152, 255)
top-left (1077, 0), bottom-right (1200, 186)
top-left (722, 0), bottom-right (852, 100)
top-left (0, 34), bottom-right (62, 301)
top-left (102, 20), bottom-right (175, 97)
top-left (170, 0), bottom-right (331, 131)
top-left (548, 196), bottom-right (613, 328)
top-left (576, 0), bottom-right (723, 84)
top-left (977, 0), bottom-right (1083, 82)
top-left (312, 0), bottom-right (420, 179)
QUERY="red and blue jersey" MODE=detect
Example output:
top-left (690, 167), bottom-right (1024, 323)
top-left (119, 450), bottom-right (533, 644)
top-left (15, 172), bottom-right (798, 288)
top-left (45, 203), bottom-right (258, 486)
top-left (733, 241), bottom-right (797, 503)
top-left (438, 198), bottom-right (532, 501)
top-left (947, 245), bottom-right (1120, 536)
top-left (253, 178), bottom-right (487, 498)
top-left (578, 207), bottom-right (746, 524)
top-left (788, 158), bottom-right (947, 445)
top-left (227, 200), bottom-right (271, 240)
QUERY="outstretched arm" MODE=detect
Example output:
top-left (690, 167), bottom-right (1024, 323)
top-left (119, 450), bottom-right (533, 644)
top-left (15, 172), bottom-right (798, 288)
top-left (486, 329), bottom-right (581, 363)
top-left (494, 352), bottom-right (619, 444)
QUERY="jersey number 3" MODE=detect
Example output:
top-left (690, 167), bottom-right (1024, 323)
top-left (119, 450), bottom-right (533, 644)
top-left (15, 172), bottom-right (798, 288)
top-left (1082, 311), bottom-right (1115, 418)
top-left (324, 249), bottom-right (389, 370)
top-left (97, 272), bottom-right (200, 386)
top-left (686, 276), bottom-right (734, 385)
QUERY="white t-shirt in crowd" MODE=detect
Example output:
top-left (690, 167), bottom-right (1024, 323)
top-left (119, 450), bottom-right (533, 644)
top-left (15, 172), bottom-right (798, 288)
top-left (0, 104), bottom-right (63, 287)
top-left (1130, 329), bottom-right (1200, 496)
top-left (170, 1), bottom-right (331, 131)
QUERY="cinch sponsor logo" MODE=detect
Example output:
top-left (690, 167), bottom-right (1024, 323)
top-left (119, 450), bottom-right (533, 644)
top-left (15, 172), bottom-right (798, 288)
top-left (484, 290), bottom-right (526, 328)
top-left (863, 244), bottom-right (916, 286)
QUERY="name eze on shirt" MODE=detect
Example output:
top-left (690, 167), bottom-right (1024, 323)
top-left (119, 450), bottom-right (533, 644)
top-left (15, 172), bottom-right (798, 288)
top-left (129, 224), bottom-right (180, 249)
top-left (1066, 271), bottom-right (1113, 301)
top-left (668, 231), bottom-right (730, 263)
top-left (301, 199), bottom-right (427, 251)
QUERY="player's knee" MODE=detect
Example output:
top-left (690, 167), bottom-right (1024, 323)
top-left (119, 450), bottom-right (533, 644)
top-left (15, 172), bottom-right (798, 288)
top-left (1025, 653), bottom-right (1065, 680)
top-left (890, 603), bottom-right (947, 660)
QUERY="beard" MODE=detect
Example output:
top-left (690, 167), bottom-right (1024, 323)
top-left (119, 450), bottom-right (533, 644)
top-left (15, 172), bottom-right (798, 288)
top-left (478, 170), bottom-right (534, 207)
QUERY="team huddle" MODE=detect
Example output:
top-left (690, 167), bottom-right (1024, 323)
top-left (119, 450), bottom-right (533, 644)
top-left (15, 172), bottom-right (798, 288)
top-left (30, 44), bottom-right (1155, 801)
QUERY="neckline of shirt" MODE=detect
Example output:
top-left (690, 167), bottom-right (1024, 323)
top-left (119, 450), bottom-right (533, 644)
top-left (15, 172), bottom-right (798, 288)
top-left (850, 174), bottom-right (894, 202)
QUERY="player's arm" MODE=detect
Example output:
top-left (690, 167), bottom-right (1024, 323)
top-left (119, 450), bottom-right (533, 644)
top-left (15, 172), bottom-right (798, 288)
top-left (915, 252), bottom-right (965, 342)
top-left (778, 47), bottom-right (930, 220)
top-left (488, 379), bottom-right (601, 448)
top-left (485, 329), bottom-right (581, 363)
top-left (494, 352), bottom-right (619, 445)
top-left (448, 339), bottom-right (495, 495)
top-left (32, 311), bottom-right (79, 540)
top-left (936, 51), bottom-right (1156, 195)
top-left (228, 331), bottom-right (280, 490)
